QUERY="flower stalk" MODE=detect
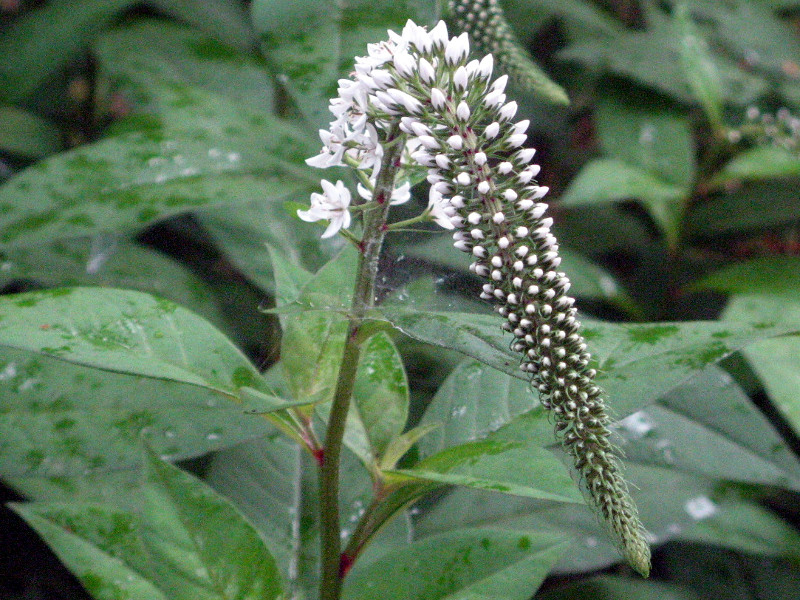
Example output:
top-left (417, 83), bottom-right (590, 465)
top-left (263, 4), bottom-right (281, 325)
top-left (317, 124), bottom-right (405, 600)
top-left (303, 19), bottom-right (651, 593)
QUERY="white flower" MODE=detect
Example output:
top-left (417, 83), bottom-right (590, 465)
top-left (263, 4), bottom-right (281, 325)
top-left (357, 179), bottom-right (411, 205)
top-left (298, 179), bottom-right (352, 238)
top-left (427, 187), bottom-right (456, 229)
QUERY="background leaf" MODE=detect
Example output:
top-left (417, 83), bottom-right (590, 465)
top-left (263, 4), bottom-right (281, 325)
top-left (343, 528), bottom-right (568, 600)
top-left (12, 452), bottom-right (283, 600)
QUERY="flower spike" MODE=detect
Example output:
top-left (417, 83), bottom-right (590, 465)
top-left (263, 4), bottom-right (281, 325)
top-left (300, 19), bottom-right (650, 576)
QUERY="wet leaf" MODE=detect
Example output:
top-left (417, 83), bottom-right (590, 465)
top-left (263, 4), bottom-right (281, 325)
top-left (94, 19), bottom-right (270, 111)
top-left (378, 308), bottom-right (800, 416)
top-left (0, 103), bottom-right (62, 158)
top-left (0, 84), bottom-right (317, 247)
top-left (348, 332), bottom-right (410, 464)
top-left (712, 146), bottom-right (800, 183)
top-left (343, 528), bottom-right (568, 600)
top-left (12, 451), bottom-right (283, 600)
top-left (0, 0), bottom-right (135, 102)
top-left (0, 287), bottom-right (268, 397)
top-left (251, 0), bottom-right (434, 129)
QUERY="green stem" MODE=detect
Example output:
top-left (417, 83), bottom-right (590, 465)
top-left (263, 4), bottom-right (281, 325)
top-left (318, 124), bottom-right (405, 600)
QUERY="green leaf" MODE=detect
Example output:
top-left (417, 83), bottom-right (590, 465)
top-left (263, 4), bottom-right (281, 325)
top-left (712, 146), bottom-right (800, 183)
top-left (0, 287), bottom-right (267, 397)
top-left (0, 0), bottom-right (136, 102)
top-left (205, 434), bottom-right (319, 599)
top-left (680, 493), bottom-right (800, 560)
top-left (11, 502), bottom-right (169, 600)
top-left (560, 158), bottom-right (687, 248)
top-left (139, 451), bottom-right (283, 600)
top-left (206, 434), bottom-right (414, 599)
top-left (415, 359), bottom-right (553, 456)
top-left (393, 438), bottom-right (583, 504)
top-left (278, 247), bottom-right (357, 405)
top-left (348, 332), bottom-right (410, 464)
top-left (414, 463), bottom-right (720, 574)
top-left (94, 19), bottom-right (271, 112)
top-left (0, 76), bottom-right (317, 247)
top-left (12, 452), bottom-right (284, 600)
top-left (559, 3), bottom-right (765, 105)
top-left (721, 293), bottom-right (800, 437)
top-left (343, 528), bottom-right (568, 600)
top-left (0, 348), bottom-right (269, 496)
top-left (687, 179), bottom-right (800, 235)
top-left (595, 93), bottom-right (696, 189)
top-left (692, 256), bottom-right (800, 298)
top-left (378, 308), bottom-right (800, 416)
top-left (148, 0), bottom-right (257, 50)
top-left (615, 365), bottom-right (800, 490)
top-left (251, 0), bottom-right (433, 129)
top-left (0, 236), bottom-right (226, 324)
top-left (0, 103), bottom-right (62, 158)
top-left (674, 2), bottom-right (725, 130)
top-left (539, 575), bottom-right (703, 600)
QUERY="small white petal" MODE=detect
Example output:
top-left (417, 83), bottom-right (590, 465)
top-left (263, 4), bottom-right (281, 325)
top-left (498, 161), bottom-right (513, 174)
top-left (430, 87), bottom-right (447, 110)
top-left (485, 122), bottom-right (500, 138)
top-left (429, 20), bottom-right (449, 48)
top-left (453, 65), bottom-right (469, 90)
top-left (447, 135), bottom-right (464, 150)
top-left (478, 54), bottom-right (494, 78)
top-left (445, 32), bottom-right (470, 66)
top-left (491, 74), bottom-right (508, 93)
top-left (456, 101), bottom-right (471, 121)
top-left (418, 56), bottom-right (436, 84)
top-left (513, 120), bottom-right (530, 135)
top-left (393, 52), bottom-right (416, 79)
top-left (477, 181), bottom-right (490, 194)
top-left (457, 172), bottom-right (471, 185)
top-left (435, 154), bottom-right (450, 169)
top-left (508, 133), bottom-right (527, 147)
top-left (499, 101), bottom-right (518, 121)
top-left (474, 152), bottom-right (487, 166)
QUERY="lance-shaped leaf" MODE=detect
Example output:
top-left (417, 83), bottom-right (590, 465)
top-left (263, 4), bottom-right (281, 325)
top-left (12, 452), bottom-right (283, 600)
top-left (343, 528), bottom-right (568, 600)
top-left (378, 308), bottom-right (800, 416)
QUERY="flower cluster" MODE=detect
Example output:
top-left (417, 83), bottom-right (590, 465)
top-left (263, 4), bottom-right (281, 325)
top-left (301, 19), bottom-right (650, 576)
top-left (727, 105), bottom-right (800, 153)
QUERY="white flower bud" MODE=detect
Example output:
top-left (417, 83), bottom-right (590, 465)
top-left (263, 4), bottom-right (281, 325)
top-left (431, 87), bottom-right (447, 110)
top-left (507, 133), bottom-right (527, 147)
top-left (513, 120), bottom-right (530, 135)
top-left (456, 101), bottom-right (471, 121)
top-left (453, 65), bottom-right (469, 90)
top-left (445, 32), bottom-right (470, 65)
top-left (499, 101), bottom-right (518, 121)
top-left (429, 20), bottom-right (449, 48)
top-left (485, 122), bottom-right (500, 138)
top-left (478, 54), bottom-right (494, 78)
top-left (491, 74), bottom-right (508, 93)
top-left (447, 135), bottom-right (464, 150)
top-left (418, 57), bottom-right (436, 84)
top-left (478, 181), bottom-right (490, 194)
top-left (393, 52), bottom-right (416, 79)
top-left (457, 172), bottom-right (471, 185)
top-left (498, 161), bottom-right (513, 174)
